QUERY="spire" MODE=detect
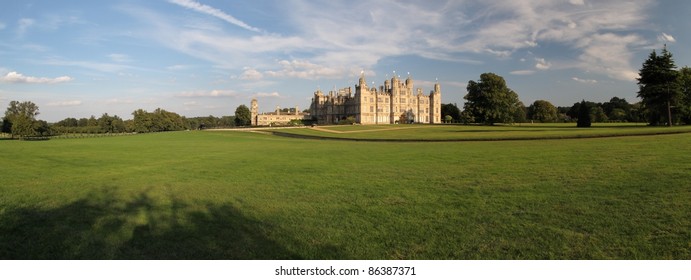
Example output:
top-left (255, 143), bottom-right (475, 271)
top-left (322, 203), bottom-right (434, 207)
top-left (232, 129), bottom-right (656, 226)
top-left (358, 70), bottom-right (366, 87)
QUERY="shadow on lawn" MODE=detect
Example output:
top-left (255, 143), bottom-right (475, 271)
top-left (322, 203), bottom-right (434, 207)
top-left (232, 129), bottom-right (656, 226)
top-left (0, 188), bottom-right (332, 259)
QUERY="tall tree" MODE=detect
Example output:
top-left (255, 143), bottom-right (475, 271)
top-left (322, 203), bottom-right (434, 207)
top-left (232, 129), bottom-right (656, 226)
top-left (527, 100), bottom-right (558, 123)
top-left (234, 104), bottom-right (251, 126)
top-left (678, 66), bottom-right (691, 124)
top-left (441, 103), bottom-right (461, 122)
top-left (463, 73), bottom-right (521, 124)
top-left (577, 100), bottom-right (591, 127)
top-left (4, 101), bottom-right (40, 138)
top-left (637, 47), bottom-right (681, 126)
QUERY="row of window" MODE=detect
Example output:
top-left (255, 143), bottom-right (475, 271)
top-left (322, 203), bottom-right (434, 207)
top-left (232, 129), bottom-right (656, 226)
top-left (369, 106), bottom-right (432, 114)
top-left (365, 97), bottom-right (430, 104)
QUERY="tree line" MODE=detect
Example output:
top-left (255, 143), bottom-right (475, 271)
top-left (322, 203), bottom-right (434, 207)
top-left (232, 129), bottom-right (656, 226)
top-left (4, 48), bottom-right (688, 139)
top-left (440, 47), bottom-right (691, 126)
top-left (1, 104), bottom-right (242, 139)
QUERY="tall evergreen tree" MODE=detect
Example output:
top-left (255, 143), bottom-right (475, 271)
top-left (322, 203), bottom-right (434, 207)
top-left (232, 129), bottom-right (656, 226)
top-left (637, 47), bottom-right (681, 126)
top-left (577, 100), bottom-right (591, 127)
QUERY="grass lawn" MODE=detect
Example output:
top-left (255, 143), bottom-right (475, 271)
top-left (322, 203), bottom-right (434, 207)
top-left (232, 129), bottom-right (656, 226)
top-left (0, 128), bottom-right (690, 259)
top-left (281, 123), bottom-right (691, 141)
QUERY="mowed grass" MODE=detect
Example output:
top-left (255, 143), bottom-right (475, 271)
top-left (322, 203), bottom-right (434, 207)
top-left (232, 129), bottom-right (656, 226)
top-left (283, 123), bottom-right (691, 140)
top-left (1, 129), bottom-right (690, 259)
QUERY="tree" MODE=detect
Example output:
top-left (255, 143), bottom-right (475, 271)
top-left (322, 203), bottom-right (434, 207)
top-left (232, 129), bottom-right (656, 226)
top-left (678, 66), bottom-right (691, 124)
top-left (577, 100), bottom-right (591, 127)
top-left (637, 47), bottom-right (681, 126)
top-left (463, 73), bottom-right (521, 124)
top-left (441, 103), bottom-right (461, 122)
top-left (234, 104), bottom-right (251, 126)
top-left (513, 101), bottom-right (528, 123)
top-left (4, 101), bottom-right (40, 138)
top-left (527, 100), bottom-right (558, 123)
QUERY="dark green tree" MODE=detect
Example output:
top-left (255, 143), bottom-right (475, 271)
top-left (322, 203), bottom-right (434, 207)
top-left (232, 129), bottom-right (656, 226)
top-left (527, 100), bottom-right (558, 123)
top-left (463, 73), bottom-right (521, 124)
top-left (601, 97), bottom-right (631, 121)
top-left (441, 103), bottom-right (461, 122)
top-left (4, 101), bottom-right (40, 138)
top-left (637, 47), bottom-right (681, 126)
top-left (234, 104), bottom-right (251, 126)
top-left (577, 100), bottom-right (591, 127)
top-left (513, 101), bottom-right (528, 123)
top-left (678, 66), bottom-right (691, 124)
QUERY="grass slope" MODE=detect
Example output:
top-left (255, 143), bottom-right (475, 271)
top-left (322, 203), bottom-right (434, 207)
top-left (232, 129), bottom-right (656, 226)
top-left (1, 130), bottom-right (690, 259)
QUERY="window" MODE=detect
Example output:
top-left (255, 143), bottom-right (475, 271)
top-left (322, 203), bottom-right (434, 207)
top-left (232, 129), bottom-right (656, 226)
top-left (370, 98), bottom-right (373, 102)
top-left (377, 97), bottom-right (382, 102)
top-left (370, 106), bottom-right (374, 113)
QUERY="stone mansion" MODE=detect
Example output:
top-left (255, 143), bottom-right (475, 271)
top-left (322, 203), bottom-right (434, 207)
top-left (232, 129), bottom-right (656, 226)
top-left (250, 73), bottom-right (442, 126)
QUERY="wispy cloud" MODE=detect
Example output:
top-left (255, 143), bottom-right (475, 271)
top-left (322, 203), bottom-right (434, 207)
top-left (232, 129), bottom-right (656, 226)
top-left (108, 53), bottom-right (132, 63)
top-left (458, 0), bottom-right (653, 80)
top-left (0, 71), bottom-right (73, 84)
top-left (658, 33), bottom-right (676, 43)
top-left (240, 68), bottom-right (263, 80)
top-left (106, 98), bottom-right (135, 105)
top-left (252, 92), bottom-right (282, 98)
top-left (47, 100), bottom-right (82, 107)
top-left (125, 0), bottom-right (657, 83)
top-left (572, 77), bottom-right (598, 84)
top-left (168, 0), bottom-right (261, 32)
top-left (17, 18), bottom-right (35, 36)
top-left (510, 70), bottom-right (535, 76)
top-left (176, 89), bottom-right (238, 98)
top-left (535, 58), bottom-right (551, 70)
top-left (40, 57), bottom-right (134, 73)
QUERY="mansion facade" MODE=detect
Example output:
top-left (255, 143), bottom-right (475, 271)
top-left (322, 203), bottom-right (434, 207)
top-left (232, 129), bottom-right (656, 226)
top-left (250, 73), bottom-right (442, 126)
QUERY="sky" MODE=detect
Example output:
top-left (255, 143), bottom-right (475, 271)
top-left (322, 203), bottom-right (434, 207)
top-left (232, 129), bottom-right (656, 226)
top-left (1, 0), bottom-right (690, 122)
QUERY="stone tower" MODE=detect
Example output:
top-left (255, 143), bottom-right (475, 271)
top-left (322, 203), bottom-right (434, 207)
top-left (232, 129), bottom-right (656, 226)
top-left (429, 82), bottom-right (442, 124)
top-left (250, 98), bottom-right (258, 126)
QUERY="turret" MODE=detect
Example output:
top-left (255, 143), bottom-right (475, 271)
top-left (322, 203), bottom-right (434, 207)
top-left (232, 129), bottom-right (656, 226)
top-left (358, 71), bottom-right (366, 89)
top-left (250, 99), bottom-right (258, 126)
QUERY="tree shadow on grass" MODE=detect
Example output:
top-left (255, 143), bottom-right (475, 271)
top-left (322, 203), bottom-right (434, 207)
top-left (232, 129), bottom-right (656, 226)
top-left (0, 187), bottom-right (333, 259)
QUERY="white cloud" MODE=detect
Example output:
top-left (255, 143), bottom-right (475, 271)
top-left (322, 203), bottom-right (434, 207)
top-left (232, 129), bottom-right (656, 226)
top-left (535, 58), bottom-right (551, 70)
top-left (264, 60), bottom-right (348, 80)
top-left (124, 0), bottom-right (656, 83)
top-left (166, 64), bottom-right (190, 71)
top-left (106, 98), bottom-right (134, 104)
top-left (252, 92), bottom-right (281, 98)
top-left (572, 77), bottom-right (598, 84)
top-left (17, 18), bottom-right (35, 35)
top-left (240, 68), bottom-right (263, 80)
top-left (47, 100), bottom-right (82, 107)
top-left (108, 53), bottom-right (132, 63)
top-left (168, 0), bottom-right (261, 32)
top-left (176, 89), bottom-right (238, 98)
top-left (0, 71), bottom-right (73, 84)
top-left (39, 57), bottom-right (137, 73)
top-left (576, 33), bottom-right (643, 81)
top-left (658, 33), bottom-right (676, 43)
top-left (510, 70), bottom-right (536, 76)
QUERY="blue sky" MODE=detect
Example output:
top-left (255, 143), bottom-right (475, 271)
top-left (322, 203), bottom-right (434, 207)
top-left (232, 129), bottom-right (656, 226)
top-left (1, 0), bottom-right (689, 121)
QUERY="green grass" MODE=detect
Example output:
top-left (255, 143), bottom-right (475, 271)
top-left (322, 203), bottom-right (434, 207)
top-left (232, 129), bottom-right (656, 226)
top-left (281, 123), bottom-right (691, 141)
top-left (1, 129), bottom-right (690, 259)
